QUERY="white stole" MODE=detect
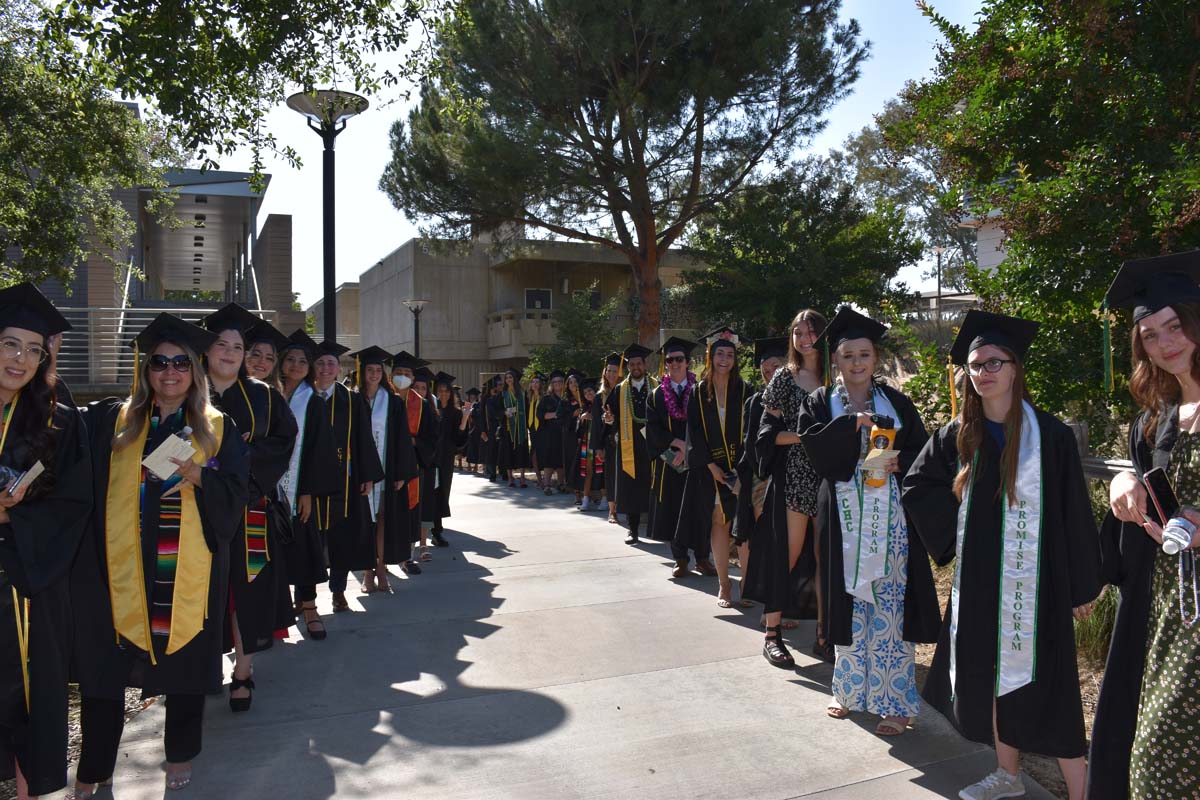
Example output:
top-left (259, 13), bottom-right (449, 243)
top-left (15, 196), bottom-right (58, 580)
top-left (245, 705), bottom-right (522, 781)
top-left (367, 390), bottom-right (389, 519)
top-left (279, 381), bottom-right (313, 515)
top-left (830, 387), bottom-right (903, 604)
top-left (951, 400), bottom-right (1042, 698)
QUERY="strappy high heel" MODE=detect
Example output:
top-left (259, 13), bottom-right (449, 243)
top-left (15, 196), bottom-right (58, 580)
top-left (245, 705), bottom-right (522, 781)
top-left (229, 676), bottom-right (254, 713)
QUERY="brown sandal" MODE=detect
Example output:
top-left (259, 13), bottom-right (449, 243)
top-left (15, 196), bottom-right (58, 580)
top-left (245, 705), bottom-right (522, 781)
top-left (875, 716), bottom-right (910, 736)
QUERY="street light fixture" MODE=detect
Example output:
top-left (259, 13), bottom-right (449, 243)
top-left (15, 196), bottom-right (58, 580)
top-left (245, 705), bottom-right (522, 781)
top-left (287, 88), bottom-right (369, 343)
top-left (402, 299), bottom-right (430, 358)
top-left (932, 245), bottom-right (946, 328)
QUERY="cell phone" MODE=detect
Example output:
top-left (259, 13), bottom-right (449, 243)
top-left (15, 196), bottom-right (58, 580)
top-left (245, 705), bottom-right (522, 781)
top-left (1143, 467), bottom-right (1180, 525)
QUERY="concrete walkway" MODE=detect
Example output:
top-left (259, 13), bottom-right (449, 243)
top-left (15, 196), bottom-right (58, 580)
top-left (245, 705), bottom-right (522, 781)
top-left (104, 472), bottom-right (1053, 799)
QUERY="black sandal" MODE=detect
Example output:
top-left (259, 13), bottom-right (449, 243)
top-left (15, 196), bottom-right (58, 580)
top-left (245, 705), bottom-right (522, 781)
top-left (763, 626), bottom-right (795, 668)
top-left (229, 676), bottom-right (255, 713)
top-left (303, 605), bottom-right (327, 641)
top-left (812, 637), bottom-right (835, 664)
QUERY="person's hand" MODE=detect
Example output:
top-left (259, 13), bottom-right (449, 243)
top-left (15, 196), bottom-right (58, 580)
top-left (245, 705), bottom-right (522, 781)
top-left (1073, 599), bottom-right (1097, 621)
top-left (881, 454), bottom-right (901, 474)
top-left (546, 412), bottom-right (557, 419)
top-left (670, 447), bottom-right (686, 468)
top-left (603, 409), bottom-right (614, 425)
top-left (708, 463), bottom-right (725, 483)
top-left (297, 494), bottom-right (312, 524)
top-left (481, 432), bottom-right (488, 442)
top-left (163, 458), bottom-right (202, 495)
top-left (1110, 470), bottom-right (1148, 524)
top-left (580, 412), bottom-right (591, 422)
top-left (1141, 518), bottom-right (1165, 545)
top-left (242, 432), bottom-right (252, 442)
top-left (361, 481), bottom-right (373, 496)
top-left (394, 479), bottom-right (406, 491)
top-left (854, 412), bottom-right (874, 431)
top-left (0, 482), bottom-right (29, 510)
top-left (764, 407), bottom-right (781, 417)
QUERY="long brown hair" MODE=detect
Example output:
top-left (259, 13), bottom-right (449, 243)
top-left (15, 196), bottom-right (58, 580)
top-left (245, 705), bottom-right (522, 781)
top-left (1129, 301), bottom-right (1200, 443)
top-left (113, 342), bottom-right (219, 458)
top-left (787, 308), bottom-right (827, 380)
top-left (701, 342), bottom-right (743, 400)
top-left (953, 346), bottom-right (1032, 507)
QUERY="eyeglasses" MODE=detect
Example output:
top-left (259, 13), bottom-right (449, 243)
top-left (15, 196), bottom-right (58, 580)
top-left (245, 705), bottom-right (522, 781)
top-left (966, 358), bottom-right (1014, 375)
top-left (664, 355), bottom-right (688, 364)
top-left (0, 338), bottom-right (48, 365)
top-left (149, 354), bottom-right (193, 373)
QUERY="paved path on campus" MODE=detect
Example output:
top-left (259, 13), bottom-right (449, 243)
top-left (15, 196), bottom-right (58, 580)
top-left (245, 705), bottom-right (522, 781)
top-left (105, 472), bottom-right (1053, 800)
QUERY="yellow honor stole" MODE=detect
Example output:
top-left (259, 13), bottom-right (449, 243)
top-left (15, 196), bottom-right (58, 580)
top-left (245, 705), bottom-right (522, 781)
top-left (105, 402), bottom-right (224, 660)
top-left (619, 376), bottom-right (658, 478)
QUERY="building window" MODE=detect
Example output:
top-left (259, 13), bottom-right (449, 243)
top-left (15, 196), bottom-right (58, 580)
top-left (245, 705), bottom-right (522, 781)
top-left (525, 288), bottom-right (552, 310)
top-left (574, 288), bottom-right (601, 310)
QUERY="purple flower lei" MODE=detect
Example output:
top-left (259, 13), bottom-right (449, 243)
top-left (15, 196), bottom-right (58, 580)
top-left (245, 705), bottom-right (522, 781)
top-left (662, 372), bottom-right (697, 420)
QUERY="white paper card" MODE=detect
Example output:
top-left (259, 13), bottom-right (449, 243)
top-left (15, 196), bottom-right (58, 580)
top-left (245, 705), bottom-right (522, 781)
top-left (8, 460), bottom-right (44, 494)
top-left (142, 436), bottom-right (195, 481)
top-left (862, 448), bottom-right (899, 469)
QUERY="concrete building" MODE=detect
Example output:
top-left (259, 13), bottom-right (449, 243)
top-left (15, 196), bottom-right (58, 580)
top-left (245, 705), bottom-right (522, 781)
top-left (356, 238), bottom-right (702, 387)
top-left (47, 168), bottom-right (303, 398)
top-left (307, 282), bottom-right (362, 352)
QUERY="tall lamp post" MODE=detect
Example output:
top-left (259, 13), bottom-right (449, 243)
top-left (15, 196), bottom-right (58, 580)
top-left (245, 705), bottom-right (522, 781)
top-left (932, 245), bottom-right (946, 328)
top-left (402, 299), bottom-right (430, 358)
top-left (287, 89), bottom-right (368, 342)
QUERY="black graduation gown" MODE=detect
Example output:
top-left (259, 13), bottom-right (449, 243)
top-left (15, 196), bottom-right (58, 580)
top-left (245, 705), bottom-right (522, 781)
top-left (1087, 406), bottom-right (1178, 797)
top-left (213, 378), bottom-right (297, 654)
top-left (0, 403), bottom-right (90, 796)
top-left (903, 411), bottom-right (1101, 759)
top-left (319, 384), bottom-right (385, 574)
top-left (404, 391), bottom-right (438, 535)
top-left (605, 380), bottom-right (654, 515)
top-left (536, 396), bottom-right (565, 469)
top-left (798, 385), bottom-right (941, 647)
top-left (73, 399), bottom-right (248, 698)
top-left (434, 403), bottom-right (467, 522)
top-left (280, 388), bottom-right (339, 586)
top-left (733, 392), bottom-right (764, 546)
top-left (466, 402), bottom-right (485, 464)
top-left (483, 393), bottom-right (500, 473)
top-left (361, 389), bottom-right (418, 565)
top-left (676, 381), bottom-right (747, 551)
top-left (491, 391), bottom-right (531, 471)
top-left (589, 390), bottom-right (617, 499)
top-left (561, 398), bottom-right (585, 488)
top-left (643, 384), bottom-right (689, 543)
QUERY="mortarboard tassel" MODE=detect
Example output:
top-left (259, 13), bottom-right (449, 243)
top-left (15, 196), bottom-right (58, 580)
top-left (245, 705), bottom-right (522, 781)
top-left (823, 342), bottom-right (832, 388)
top-left (355, 355), bottom-right (361, 391)
top-left (948, 356), bottom-right (958, 419)
top-left (1102, 300), bottom-right (1114, 393)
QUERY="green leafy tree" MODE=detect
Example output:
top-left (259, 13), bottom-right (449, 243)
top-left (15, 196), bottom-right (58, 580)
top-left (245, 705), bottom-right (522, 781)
top-left (526, 282), bottom-right (631, 376)
top-left (47, 0), bottom-right (426, 172)
top-left (380, 0), bottom-right (868, 345)
top-left (841, 96), bottom-right (975, 290)
top-left (0, 2), bottom-right (178, 284)
top-left (890, 0), bottom-right (1200, 452)
top-left (683, 158), bottom-right (922, 340)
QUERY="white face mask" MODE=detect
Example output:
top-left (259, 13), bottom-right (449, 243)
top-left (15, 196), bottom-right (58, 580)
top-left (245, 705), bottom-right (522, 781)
top-left (392, 374), bottom-right (413, 390)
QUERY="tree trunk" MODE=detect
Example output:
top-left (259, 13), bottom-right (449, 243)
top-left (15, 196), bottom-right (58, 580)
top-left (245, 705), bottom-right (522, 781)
top-left (630, 250), bottom-right (662, 347)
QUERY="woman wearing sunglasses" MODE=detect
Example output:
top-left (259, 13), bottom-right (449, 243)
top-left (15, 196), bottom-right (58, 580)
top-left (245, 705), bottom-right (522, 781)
top-left (70, 314), bottom-right (248, 796)
top-left (200, 305), bottom-right (299, 714)
top-left (277, 332), bottom-right (339, 638)
top-left (0, 285), bottom-right (92, 800)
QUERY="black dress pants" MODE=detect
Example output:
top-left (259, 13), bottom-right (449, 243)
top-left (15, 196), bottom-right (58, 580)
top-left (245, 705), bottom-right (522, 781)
top-left (77, 694), bottom-right (205, 783)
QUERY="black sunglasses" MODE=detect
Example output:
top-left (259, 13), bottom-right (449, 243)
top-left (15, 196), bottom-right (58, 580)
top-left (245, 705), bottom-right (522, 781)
top-left (664, 355), bottom-right (688, 364)
top-left (149, 354), bottom-right (193, 373)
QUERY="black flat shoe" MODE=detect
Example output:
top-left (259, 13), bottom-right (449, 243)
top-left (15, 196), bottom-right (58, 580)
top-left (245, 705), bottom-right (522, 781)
top-left (229, 676), bottom-right (255, 712)
top-left (624, 534), bottom-right (639, 545)
top-left (812, 637), bottom-right (835, 664)
top-left (432, 531), bottom-right (449, 548)
top-left (764, 626), bottom-right (795, 669)
top-left (402, 560), bottom-right (422, 575)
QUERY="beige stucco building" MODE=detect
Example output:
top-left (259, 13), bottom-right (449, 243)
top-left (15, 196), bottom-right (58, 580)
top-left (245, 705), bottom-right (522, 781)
top-left (354, 238), bottom-right (702, 388)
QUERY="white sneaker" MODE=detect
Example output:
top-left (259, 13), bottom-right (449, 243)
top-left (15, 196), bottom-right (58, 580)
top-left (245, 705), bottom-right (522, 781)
top-left (580, 498), bottom-right (592, 511)
top-left (959, 768), bottom-right (1025, 800)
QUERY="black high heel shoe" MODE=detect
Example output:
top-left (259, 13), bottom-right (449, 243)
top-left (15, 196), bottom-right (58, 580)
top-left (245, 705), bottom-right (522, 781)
top-left (229, 676), bottom-right (255, 713)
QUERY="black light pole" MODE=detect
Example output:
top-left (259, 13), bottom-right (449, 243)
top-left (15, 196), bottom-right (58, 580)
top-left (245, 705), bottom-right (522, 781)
top-left (403, 299), bottom-right (430, 358)
top-left (932, 245), bottom-right (946, 328)
top-left (287, 89), bottom-right (368, 342)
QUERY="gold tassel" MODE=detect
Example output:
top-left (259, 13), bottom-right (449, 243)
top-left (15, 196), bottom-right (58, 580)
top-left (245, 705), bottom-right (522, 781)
top-left (355, 355), bottom-right (361, 391)
top-left (823, 342), bottom-right (832, 388)
top-left (618, 355), bottom-right (625, 381)
top-left (948, 357), bottom-right (959, 418)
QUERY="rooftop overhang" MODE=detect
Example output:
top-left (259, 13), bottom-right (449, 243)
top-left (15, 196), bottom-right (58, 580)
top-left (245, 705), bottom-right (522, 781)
top-left (142, 169), bottom-right (270, 293)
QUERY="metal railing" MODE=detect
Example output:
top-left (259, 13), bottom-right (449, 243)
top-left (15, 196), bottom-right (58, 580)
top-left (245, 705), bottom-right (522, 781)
top-left (56, 306), bottom-right (275, 392)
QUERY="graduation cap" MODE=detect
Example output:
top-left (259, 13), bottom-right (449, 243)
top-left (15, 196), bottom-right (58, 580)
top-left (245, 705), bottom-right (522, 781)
top-left (950, 310), bottom-right (1039, 365)
top-left (753, 336), bottom-right (787, 364)
top-left (201, 303), bottom-right (261, 339)
top-left (505, 366), bottom-right (524, 380)
top-left (434, 371), bottom-right (456, 388)
top-left (799, 416), bottom-right (860, 484)
top-left (1105, 250), bottom-right (1200, 322)
top-left (390, 350), bottom-right (430, 371)
top-left (282, 329), bottom-right (319, 356)
top-left (566, 368), bottom-right (584, 380)
top-left (130, 313), bottom-right (218, 355)
top-left (622, 343), bottom-right (652, 360)
top-left (580, 376), bottom-right (599, 392)
top-left (412, 366), bottom-right (435, 385)
top-left (659, 337), bottom-right (697, 357)
top-left (466, 387), bottom-right (481, 397)
top-left (314, 340), bottom-right (349, 360)
top-left (703, 325), bottom-right (741, 348)
top-left (246, 319), bottom-right (289, 353)
top-left (0, 283), bottom-right (71, 338)
top-left (819, 306), bottom-right (888, 348)
top-left (604, 351), bottom-right (622, 367)
top-left (548, 368), bottom-right (566, 381)
top-left (350, 345), bottom-right (392, 387)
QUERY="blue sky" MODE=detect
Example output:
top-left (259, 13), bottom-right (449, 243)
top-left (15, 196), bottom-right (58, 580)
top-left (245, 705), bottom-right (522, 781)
top-left (223, 0), bottom-right (984, 308)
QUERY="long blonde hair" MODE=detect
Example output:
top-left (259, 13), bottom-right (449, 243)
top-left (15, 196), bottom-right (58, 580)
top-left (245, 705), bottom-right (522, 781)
top-left (113, 342), bottom-right (219, 458)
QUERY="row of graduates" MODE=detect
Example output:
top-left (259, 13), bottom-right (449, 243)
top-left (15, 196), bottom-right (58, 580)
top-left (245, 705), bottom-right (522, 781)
top-left (465, 367), bottom-right (611, 507)
top-left (0, 288), bottom-right (469, 799)
top-left (572, 256), bottom-right (1198, 800)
